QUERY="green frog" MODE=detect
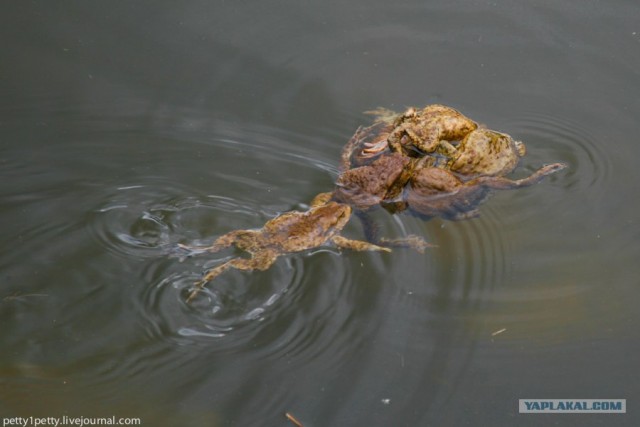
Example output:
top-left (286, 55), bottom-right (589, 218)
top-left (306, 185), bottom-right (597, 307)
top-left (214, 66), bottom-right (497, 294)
top-left (176, 195), bottom-right (390, 302)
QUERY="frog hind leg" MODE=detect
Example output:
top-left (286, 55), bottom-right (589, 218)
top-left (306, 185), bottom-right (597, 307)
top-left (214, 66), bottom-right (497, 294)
top-left (363, 107), bottom-right (399, 125)
top-left (405, 126), bottom-right (443, 154)
top-left (377, 235), bottom-right (436, 254)
top-left (176, 229), bottom-right (257, 257)
top-left (471, 162), bottom-right (567, 190)
top-left (340, 126), bottom-right (365, 171)
top-left (186, 249), bottom-right (279, 303)
top-left (331, 235), bottom-right (392, 252)
top-left (355, 210), bottom-right (380, 244)
top-left (354, 211), bottom-right (429, 253)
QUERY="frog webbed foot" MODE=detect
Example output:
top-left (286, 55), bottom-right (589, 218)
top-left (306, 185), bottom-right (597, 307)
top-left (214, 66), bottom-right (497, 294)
top-left (378, 234), bottom-right (436, 254)
top-left (449, 208), bottom-right (481, 221)
top-left (364, 107), bottom-right (400, 125)
top-left (186, 250), bottom-right (279, 303)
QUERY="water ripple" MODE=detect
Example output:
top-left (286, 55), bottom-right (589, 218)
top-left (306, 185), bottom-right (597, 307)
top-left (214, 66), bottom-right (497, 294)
top-left (504, 111), bottom-right (610, 191)
top-left (89, 185), bottom-right (199, 259)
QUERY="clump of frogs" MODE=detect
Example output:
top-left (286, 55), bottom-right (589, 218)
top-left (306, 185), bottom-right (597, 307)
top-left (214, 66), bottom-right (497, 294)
top-left (338, 104), bottom-right (567, 219)
top-left (175, 104), bottom-right (566, 301)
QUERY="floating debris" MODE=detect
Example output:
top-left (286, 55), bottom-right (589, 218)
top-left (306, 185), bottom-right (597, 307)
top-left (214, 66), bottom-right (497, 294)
top-left (491, 328), bottom-right (507, 336)
top-left (285, 412), bottom-right (304, 427)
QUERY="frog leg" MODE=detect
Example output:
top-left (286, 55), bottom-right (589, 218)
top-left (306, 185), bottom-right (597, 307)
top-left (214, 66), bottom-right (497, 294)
top-left (331, 235), bottom-right (391, 252)
top-left (310, 192), bottom-right (334, 207)
top-left (407, 126), bottom-right (444, 154)
top-left (177, 229), bottom-right (258, 255)
top-left (449, 208), bottom-right (481, 221)
top-left (362, 127), bottom-right (394, 156)
top-left (436, 140), bottom-right (458, 157)
top-left (355, 210), bottom-right (380, 243)
top-left (363, 127), bottom-right (393, 155)
top-left (186, 249), bottom-right (279, 303)
top-left (471, 162), bottom-right (567, 190)
top-left (353, 211), bottom-right (429, 253)
top-left (377, 235), bottom-right (436, 254)
top-left (341, 126), bottom-right (365, 171)
top-left (363, 107), bottom-right (399, 125)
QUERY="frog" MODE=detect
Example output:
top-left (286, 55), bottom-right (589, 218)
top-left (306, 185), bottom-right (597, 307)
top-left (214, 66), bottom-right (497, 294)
top-left (361, 104), bottom-right (478, 157)
top-left (333, 137), bottom-right (433, 252)
top-left (176, 195), bottom-right (391, 302)
top-left (438, 128), bottom-right (527, 178)
top-left (334, 151), bottom-right (414, 211)
top-left (406, 162), bottom-right (567, 220)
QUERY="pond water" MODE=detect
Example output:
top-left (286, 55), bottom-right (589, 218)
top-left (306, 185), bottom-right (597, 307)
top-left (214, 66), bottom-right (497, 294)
top-left (1, 1), bottom-right (639, 426)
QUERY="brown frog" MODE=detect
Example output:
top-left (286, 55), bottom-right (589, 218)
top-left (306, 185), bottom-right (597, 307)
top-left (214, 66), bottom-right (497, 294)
top-left (362, 104), bottom-right (478, 157)
top-left (177, 194), bottom-right (391, 302)
top-left (406, 162), bottom-right (567, 220)
top-left (439, 128), bottom-right (527, 178)
top-left (334, 151), bottom-right (414, 210)
top-left (332, 138), bottom-right (433, 252)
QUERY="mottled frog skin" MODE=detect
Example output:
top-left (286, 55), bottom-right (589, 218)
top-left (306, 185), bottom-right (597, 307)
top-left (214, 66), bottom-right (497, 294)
top-left (177, 196), bottom-right (390, 302)
top-left (334, 152), bottom-right (413, 210)
top-left (336, 105), bottom-right (567, 220)
top-left (174, 104), bottom-right (567, 303)
top-left (356, 105), bottom-right (527, 179)
top-left (362, 104), bottom-right (478, 156)
top-left (406, 163), bottom-right (567, 220)
top-left (443, 128), bottom-right (526, 178)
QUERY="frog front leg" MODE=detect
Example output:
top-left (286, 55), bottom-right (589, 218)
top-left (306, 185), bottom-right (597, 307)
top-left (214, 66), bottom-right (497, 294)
top-left (385, 125), bottom-right (441, 155)
top-left (309, 192), bottom-right (334, 208)
top-left (331, 235), bottom-right (392, 252)
top-left (436, 140), bottom-right (458, 157)
top-left (405, 126), bottom-right (443, 154)
top-left (186, 249), bottom-right (279, 303)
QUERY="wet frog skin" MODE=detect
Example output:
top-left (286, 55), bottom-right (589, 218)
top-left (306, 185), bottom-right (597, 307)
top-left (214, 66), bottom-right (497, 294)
top-left (353, 105), bottom-right (527, 179)
top-left (406, 163), bottom-right (567, 220)
top-left (173, 104), bottom-right (567, 303)
top-left (177, 197), bottom-right (390, 302)
top-left (362, 104), bottom-right (478, 157)
top-left (334, 152), bottom-right (413, 210)
top-left (337, 104), bottom-right (566, 221)
top-left (442, 128), bottom-right (527, 178)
